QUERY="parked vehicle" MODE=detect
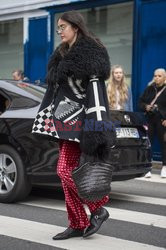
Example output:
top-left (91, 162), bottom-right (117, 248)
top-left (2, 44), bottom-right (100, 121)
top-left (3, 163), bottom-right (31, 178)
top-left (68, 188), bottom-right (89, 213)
top-left (0, 80), bottom-right (152, 203)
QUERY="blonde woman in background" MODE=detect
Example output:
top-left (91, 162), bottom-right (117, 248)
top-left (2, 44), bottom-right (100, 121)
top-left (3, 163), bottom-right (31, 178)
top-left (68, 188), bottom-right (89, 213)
top-left (107, 65), bottom-right (133, 111)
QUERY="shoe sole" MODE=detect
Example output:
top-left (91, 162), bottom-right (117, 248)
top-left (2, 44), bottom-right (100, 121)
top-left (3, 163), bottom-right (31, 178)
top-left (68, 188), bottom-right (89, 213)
top-left (53, 233), bottom-right (84, 240)
top-left (83, 212), bottom-right (109, 238)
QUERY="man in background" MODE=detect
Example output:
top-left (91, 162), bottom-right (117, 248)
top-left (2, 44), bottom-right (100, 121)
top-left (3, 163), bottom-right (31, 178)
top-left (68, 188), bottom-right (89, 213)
top-left (12, 69), bottom-right (29, 82)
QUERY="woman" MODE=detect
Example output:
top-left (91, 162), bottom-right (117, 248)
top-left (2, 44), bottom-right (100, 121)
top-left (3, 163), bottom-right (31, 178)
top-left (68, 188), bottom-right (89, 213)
top-left (107, 65), bottom-right (133, 111)
top-left (32, 11), bottom-right (115, 240)
top-left (139, 68), bottom-right (166, 178)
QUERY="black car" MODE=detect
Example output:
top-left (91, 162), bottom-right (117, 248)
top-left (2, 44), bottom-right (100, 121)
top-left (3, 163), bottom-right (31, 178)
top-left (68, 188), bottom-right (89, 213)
top-left (0, 80), bottom-right (152, 203)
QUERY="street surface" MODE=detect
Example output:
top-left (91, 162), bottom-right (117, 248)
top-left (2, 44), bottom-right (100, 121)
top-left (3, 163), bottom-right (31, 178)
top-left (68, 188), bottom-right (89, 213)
top-left (0, 169), bottom-right (165, 250)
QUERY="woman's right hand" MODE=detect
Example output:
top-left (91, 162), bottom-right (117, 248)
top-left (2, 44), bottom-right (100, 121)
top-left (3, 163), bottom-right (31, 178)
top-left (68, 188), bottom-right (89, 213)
top-left (145, 104), bottom-right (152, 112)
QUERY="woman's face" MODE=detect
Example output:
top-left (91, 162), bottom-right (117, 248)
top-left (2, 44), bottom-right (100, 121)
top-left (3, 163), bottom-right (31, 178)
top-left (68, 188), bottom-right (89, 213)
top-left (154, 70), bottom-right (166, 86)
top-left (113, 68), bottom-right (124, 83)
top-left (57, 19), bottom-right (78, 47)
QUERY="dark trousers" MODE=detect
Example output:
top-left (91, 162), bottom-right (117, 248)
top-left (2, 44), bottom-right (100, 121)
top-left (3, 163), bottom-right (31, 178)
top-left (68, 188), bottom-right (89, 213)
top-left (148, 116), bottom-right (166, 165)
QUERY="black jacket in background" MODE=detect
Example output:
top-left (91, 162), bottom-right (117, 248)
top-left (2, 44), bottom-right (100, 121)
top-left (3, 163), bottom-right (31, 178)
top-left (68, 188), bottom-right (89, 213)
top-left (139, 83), bottom-right (166, 120)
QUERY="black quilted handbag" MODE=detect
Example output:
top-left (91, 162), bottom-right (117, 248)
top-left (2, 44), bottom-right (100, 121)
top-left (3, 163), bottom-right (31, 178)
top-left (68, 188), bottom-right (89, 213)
top-left (72, 156), bottom-right (114, 202)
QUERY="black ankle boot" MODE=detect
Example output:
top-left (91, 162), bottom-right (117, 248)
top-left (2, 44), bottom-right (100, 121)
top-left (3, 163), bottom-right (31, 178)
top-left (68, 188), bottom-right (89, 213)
top-left (52, 227), bottom-right (84, 240)
top-left (83, 207), bottom-right (109, 238)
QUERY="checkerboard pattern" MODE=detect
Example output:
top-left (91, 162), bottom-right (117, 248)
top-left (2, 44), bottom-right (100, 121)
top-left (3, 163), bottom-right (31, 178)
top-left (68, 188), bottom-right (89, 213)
top-left (32, 104), bottom-right (58, 138)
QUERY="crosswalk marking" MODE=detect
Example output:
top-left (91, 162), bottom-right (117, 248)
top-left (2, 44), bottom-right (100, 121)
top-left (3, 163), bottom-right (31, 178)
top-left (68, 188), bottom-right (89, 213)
top-left (135, 174), bottom-right (166, 183)
top-left (110, 207), bottom-right (166, 229)
top-left (0, 215), bottom-right (165, 250)
top-left (110, 192), bottom-right (166, 206)
top-left (1, 172), bottom-right (165, 249)
top-left (20, 197), bottom-right (166, 228)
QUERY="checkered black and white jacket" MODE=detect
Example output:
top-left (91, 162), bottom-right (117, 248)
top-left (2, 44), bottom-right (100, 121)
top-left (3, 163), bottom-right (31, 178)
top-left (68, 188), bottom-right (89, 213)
top-left (32, 36), bottom-right (116, 157)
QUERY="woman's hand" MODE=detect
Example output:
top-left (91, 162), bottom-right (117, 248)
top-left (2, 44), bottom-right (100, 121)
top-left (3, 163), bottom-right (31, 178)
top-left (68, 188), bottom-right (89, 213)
top-left (162, 120), bottom-right (166, 127)
top-left (145, 104), bottom-right (152, 112)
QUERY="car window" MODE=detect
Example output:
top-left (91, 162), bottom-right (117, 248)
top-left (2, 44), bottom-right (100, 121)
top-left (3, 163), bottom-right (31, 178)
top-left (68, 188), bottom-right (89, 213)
top-left (0, 92), bottom-right (10, 115)
top-left (9, 82), bottom-right (46, 99)
top-left (0, 81), bottom-right (46, 110)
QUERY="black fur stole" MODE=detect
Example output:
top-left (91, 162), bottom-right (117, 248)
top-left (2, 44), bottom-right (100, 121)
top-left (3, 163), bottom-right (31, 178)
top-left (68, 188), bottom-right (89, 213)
top-left (46, 36), bottom-right (110, 87)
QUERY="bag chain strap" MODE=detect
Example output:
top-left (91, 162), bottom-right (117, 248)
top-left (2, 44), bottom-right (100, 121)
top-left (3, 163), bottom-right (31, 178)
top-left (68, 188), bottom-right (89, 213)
top-left (150, 86), bottom-right (166, 106)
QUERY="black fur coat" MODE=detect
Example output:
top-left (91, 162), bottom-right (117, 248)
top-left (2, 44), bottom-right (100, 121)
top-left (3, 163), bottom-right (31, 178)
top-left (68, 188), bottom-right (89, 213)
top-left (32, 36), bottom-right (116, 158)
top-left (46, 36), bottom-right (110, 88)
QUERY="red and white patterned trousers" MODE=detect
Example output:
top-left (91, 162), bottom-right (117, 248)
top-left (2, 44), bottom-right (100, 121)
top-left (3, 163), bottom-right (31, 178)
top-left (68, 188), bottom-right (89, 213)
top-left (57, 139), bottom-right (109, 230)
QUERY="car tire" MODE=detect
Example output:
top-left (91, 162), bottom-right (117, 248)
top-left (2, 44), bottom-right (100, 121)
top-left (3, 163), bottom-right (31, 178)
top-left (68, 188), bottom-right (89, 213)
top-left (0, 144), bottom-right (31, 203)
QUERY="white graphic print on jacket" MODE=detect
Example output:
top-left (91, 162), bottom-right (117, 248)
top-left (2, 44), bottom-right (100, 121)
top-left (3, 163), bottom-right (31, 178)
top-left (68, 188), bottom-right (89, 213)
top-left (68, 77), bottom-right (86, 100)
top-left (54, 96), bottom-right (84, 125)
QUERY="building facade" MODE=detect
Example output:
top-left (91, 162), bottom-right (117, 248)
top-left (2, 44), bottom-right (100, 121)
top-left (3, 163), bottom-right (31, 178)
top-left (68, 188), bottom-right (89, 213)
top-left (0, 0), bottom-right (166, 159)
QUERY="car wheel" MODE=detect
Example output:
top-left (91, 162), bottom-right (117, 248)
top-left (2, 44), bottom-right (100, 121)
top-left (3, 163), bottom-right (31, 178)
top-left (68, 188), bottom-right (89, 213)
top-left (0, 145), bottom-right (31, 203)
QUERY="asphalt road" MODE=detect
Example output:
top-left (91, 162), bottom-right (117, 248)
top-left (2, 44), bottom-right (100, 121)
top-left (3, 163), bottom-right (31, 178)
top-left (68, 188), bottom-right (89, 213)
top-left (0, 169), bottom-right (165, 250)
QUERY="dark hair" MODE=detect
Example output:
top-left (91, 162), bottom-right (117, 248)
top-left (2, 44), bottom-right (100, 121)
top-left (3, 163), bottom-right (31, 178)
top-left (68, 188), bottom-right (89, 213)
top-left (58, 10), bottom-right (104, 55)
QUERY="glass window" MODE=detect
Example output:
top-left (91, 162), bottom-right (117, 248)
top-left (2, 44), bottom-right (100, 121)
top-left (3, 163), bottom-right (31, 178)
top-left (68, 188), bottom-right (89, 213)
top-left (54, 2), bottom-right (133, 79)
top-left (9, 81), bottom-right (46, 99)
top-left (0, 19), bottom-right (23, 79)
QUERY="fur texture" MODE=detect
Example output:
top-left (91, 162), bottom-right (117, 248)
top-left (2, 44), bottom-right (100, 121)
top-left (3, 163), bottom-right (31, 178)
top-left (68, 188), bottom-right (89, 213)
top-left (80, 130), bottom-right (116, 159)
top-left (46, 36), bottom-right (110, 87)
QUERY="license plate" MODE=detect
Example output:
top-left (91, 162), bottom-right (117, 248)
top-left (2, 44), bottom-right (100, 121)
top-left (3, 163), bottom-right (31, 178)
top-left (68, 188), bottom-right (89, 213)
top-left (116, 127), bottom-right (139, 138)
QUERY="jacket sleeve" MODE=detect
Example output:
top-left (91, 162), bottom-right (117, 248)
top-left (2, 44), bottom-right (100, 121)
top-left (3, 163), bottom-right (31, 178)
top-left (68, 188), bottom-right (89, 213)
top-left (80, 76), bottom-right (116, 159)
top-left (158, 89), bottom-right (166, 119)
top-left (125, 87), bottom-right (133, 111)
top-left (138, 88), bottom-right (149, 112)
top-left (159, 108), bottom-right (166, 120)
